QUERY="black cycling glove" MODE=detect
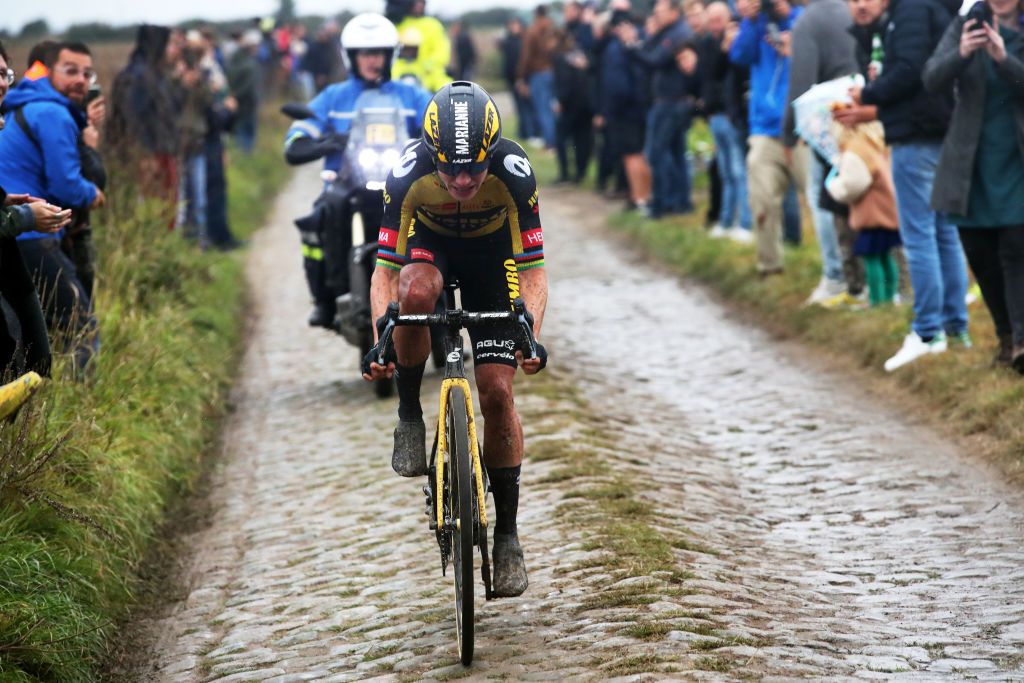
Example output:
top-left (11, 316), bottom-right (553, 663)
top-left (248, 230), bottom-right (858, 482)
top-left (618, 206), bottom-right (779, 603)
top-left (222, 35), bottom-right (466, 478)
top-left (361, 313), bottom-right (397, 376)
top-left (533, 343), bottom-right (548, 372)
top-left (284, 133), bottom-right (349, 165)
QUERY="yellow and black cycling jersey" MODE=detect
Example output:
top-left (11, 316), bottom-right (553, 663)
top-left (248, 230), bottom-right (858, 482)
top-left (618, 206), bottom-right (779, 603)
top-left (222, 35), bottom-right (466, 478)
top-left (375, 137), bottom-right (544, 273)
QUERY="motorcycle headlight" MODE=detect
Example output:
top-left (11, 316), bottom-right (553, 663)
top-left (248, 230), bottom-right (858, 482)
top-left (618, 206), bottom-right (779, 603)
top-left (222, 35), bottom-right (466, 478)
top-left (381, 149), bottom-right (401, 169)
top-left (358, 148), bottom-right (379, 169)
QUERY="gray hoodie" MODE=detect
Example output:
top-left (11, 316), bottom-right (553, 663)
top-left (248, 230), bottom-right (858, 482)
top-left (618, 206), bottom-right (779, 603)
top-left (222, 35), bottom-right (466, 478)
top-left (783, 0), bottom-right (859, 147)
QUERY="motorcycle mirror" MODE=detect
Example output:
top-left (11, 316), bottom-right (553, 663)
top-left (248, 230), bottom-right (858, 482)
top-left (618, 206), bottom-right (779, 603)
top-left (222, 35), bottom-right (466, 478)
top-left (281, 103), bottom-right (317, 120)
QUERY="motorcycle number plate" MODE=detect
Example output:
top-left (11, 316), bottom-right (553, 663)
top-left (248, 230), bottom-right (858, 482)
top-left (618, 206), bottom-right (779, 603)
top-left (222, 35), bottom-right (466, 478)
top-left (366, 124), bottom-right (397, 145)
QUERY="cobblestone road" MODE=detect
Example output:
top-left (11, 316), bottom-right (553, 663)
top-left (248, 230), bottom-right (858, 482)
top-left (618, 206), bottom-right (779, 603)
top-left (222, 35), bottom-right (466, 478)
top-left (133, 165), bottom-right (1024, 681)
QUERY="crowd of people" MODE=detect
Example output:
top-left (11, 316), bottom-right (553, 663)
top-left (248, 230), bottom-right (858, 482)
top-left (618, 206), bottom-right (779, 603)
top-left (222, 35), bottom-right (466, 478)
top-left (499, 0), bottom-right (1024, 374)
top-left (0, 16), bottom-right (323, 385)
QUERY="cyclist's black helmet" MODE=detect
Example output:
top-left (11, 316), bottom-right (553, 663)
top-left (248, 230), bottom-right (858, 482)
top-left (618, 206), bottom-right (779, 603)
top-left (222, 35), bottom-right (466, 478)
top-left (422, 81), bottom-right (502, 176)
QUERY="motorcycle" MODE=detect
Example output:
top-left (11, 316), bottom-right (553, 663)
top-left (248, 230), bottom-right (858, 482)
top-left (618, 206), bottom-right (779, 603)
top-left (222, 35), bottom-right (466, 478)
top-left (283, 89), bottom-right (410, 398)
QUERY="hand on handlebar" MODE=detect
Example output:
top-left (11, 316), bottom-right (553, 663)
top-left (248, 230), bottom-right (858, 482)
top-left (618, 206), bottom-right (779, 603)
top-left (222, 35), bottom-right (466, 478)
top-left (516, 343), bottom-right (547, 375)
top-left (361, 308), bottom-right (398, 381)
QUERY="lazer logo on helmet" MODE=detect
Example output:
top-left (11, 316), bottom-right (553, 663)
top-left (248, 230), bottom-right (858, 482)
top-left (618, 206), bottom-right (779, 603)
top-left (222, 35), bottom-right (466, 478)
top-left (453, 101), bottom-right (470, 157)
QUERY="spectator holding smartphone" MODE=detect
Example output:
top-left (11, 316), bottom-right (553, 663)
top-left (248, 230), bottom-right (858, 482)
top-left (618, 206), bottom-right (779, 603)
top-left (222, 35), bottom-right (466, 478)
top-left (0, 40), bottom-right (71, 380)
top-left (923, 0), bottom-right (1024, 371)
top-left (0, 41), bottom-right (104, 378)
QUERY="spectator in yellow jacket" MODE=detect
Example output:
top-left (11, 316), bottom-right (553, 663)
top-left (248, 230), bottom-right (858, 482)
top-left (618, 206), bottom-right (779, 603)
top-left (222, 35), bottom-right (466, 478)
top-left (386, 0), bottom-right (451, 94)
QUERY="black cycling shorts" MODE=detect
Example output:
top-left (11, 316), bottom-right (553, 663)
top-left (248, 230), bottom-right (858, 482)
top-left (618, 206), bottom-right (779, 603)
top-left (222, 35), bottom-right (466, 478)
top-left (404, 225), bottom-right (521, 368)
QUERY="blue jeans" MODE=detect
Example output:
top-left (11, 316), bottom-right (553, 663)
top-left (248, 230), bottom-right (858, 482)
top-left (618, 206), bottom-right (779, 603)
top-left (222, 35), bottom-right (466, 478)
top-left (234, 110), bottom-right (258, 154)
top-left (645, 100), bottom-right (694, 215)
top-left (709, 114), bottom-right (750, 229)
top-left (891, 142), bottom-right (969, 337)
top-left (180, 153), bottom-right (208, 244)
top-left (510, 86), bottom-right (536, 140)
top-left (807, 154), bottom-right (844, 282)
top-left (528, 71), bottom-right (556, 147)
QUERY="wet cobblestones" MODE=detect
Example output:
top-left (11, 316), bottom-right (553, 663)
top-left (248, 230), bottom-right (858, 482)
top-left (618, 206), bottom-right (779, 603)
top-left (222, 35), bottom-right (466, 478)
top-left (134, 170), bottom-right (1024, 681)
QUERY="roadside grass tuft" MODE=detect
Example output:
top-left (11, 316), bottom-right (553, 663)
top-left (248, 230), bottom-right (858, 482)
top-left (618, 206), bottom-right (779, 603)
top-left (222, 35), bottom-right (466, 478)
top-left (0, 113), bottom-right (290, 681)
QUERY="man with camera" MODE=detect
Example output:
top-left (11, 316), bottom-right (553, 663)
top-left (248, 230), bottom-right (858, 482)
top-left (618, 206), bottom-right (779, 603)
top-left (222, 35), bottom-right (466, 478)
top-left (0, 42), bottom-right (104, 377)
top-left (729, 0), bottom-right (805, 275)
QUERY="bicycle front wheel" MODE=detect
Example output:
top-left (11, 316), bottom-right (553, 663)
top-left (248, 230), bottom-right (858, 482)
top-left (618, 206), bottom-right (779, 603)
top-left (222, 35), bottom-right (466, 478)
top-left (447, 385), bottom-right (475, 665)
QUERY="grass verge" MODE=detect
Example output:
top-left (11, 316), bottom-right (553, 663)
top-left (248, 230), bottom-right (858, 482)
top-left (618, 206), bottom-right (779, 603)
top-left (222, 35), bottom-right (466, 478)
top-left (0, 113), bottom-right (290, 681)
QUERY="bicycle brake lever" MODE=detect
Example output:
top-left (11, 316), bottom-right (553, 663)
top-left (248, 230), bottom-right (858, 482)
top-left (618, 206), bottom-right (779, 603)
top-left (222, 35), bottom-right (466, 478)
top-left (375, 302), bottom-right (400, 366)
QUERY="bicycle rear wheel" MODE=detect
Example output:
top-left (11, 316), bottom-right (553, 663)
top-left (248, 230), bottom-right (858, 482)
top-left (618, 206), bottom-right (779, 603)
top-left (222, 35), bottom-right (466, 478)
top-left (447, 385), bottom-right (474, 665)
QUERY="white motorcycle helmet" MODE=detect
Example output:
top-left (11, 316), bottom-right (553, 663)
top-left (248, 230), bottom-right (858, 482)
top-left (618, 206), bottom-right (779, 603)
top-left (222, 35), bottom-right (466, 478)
top-left (341, 13), bottom-right (399, 84)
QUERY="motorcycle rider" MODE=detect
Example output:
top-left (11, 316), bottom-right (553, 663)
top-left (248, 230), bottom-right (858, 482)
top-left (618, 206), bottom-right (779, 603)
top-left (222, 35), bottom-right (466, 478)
top-left (284, 12), bottom-right (431, 328)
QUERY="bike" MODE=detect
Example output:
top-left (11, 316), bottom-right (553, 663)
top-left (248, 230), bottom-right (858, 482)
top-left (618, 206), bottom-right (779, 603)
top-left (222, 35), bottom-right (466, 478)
top-left (372, 285), bottom-right (539, 665)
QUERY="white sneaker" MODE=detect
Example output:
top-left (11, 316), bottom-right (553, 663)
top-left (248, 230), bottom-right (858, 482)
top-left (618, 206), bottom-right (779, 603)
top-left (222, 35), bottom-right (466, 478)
top-left (728, 226), bottom-right (754, 244)
top-left (709, 224), bottom-right (730, 238)
top-left (804, 277), bottom-right (846, 306)
top-left (883, 332), bottom-right (947, 372)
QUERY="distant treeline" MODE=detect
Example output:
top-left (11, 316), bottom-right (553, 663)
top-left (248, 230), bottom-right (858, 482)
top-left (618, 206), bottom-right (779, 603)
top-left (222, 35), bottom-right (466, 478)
top-left (0, 4), bottom-right (559, 43)
top-left (1, 14), bottom-right (355, 43)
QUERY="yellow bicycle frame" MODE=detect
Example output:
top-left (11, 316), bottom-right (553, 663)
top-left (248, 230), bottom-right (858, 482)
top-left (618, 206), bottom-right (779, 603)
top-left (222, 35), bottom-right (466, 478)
top-left (435, 378), bottom-right (488, 531)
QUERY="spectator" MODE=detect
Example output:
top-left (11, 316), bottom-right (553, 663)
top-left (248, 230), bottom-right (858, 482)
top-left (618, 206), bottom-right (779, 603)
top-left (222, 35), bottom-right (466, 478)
top-left (849, 0), bottom-right (969, 371)
top-left (591, 11), bottom-right (630, 198)
top-left (625, 0), bottom-right (696, 217)
top-left (0, 41), bottom-right (71, 380)
top-left (176, 40), bottom-right (215, 247)
top-left (108, 25), bottom-right (181, 205)
top-left (784, 0), bottom-right (860, 305)
top-left (923, 0), bottom-right (1024, 370)
top-left (825, 120), bottom-right (901, 306)
top-left (702, 2), bottom-right (754, 243)
top-left (386, 0), bottom-right (452, 94)
top-left (450, 20), bottom-right (478, 81)
top-left (597, 11), bottom-right (653, 212)
top-left (227, 30), bottom-right (262, 154)
top-left (304, 22), bottom-right (344, 94)
top-left (499, 18), bottom-right (534, 140)
top-left (553, 30), bottom-right (595, 184)
top-left (564, 0), bottom-right (597, 55)
top-left (685, 0), bottom-right (708, 33)
top-left (197, 30), bottom-right (243, 250)
top-left (0, 41), bottom-right (104, 377)
top-left (517, 5), bottom-right (559, 149)
top-left (729, 0), bottom-right (805, 275)
top-left (25, 41), bottom-right (106, 300)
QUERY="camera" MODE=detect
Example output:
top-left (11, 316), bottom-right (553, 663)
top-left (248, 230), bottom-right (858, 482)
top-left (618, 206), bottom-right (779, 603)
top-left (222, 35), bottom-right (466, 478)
top-left (966, 0), bottom-right (993, 27)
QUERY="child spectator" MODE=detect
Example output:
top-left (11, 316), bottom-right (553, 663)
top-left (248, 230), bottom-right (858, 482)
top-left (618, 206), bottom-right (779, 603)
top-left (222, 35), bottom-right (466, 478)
top-left (826, 119), bottom-right (901, 306)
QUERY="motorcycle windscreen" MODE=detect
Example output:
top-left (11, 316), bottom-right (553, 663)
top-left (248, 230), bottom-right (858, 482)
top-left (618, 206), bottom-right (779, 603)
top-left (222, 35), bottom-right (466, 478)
top-left (347, 89), bottom-right (413, 187)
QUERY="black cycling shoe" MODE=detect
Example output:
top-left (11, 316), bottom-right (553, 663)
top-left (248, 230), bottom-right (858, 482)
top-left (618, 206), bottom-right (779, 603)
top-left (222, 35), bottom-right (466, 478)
top-left (307, 302), bottom-right (335, 329)
top-left (392, 418), bottom-right (427, 477)
top-left (491, 532), bottom-right (528, 597)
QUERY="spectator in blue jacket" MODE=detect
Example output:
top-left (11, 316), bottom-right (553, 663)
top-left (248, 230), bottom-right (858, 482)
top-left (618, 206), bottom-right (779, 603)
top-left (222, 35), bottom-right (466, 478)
top-left (596, 10), bottom-right (653, 213)
top-left (730, 0), bottom-right (805, 275)
top-left (624, 0), bottom-right (695, 217)
top-left (0, 42), bottom-right (103, 377)
top-left (850, 0), bottom-right (969, 371)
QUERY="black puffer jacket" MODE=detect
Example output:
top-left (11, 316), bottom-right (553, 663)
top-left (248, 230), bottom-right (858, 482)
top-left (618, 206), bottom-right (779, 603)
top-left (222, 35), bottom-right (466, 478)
top-left (860, 0), bottom-right (959, 143)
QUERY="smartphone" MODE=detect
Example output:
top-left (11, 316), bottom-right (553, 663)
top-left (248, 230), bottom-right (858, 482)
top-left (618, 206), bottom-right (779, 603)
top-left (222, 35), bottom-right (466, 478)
top-left (85, 83), bottom-right (102, 107)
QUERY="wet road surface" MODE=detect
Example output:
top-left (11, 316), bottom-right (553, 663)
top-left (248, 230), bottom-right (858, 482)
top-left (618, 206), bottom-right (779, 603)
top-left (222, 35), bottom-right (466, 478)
top-left (134, 165), bottom-right (1024, 681)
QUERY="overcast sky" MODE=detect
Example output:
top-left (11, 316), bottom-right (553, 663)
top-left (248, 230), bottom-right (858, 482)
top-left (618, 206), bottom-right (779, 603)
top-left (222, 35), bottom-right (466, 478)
top-left (3, 0), bottom-right (520, 33)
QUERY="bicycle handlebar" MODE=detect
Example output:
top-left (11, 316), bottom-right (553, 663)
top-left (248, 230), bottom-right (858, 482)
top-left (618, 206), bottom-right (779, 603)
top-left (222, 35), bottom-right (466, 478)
top-left (374, 298), bottom-right (539, 368)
